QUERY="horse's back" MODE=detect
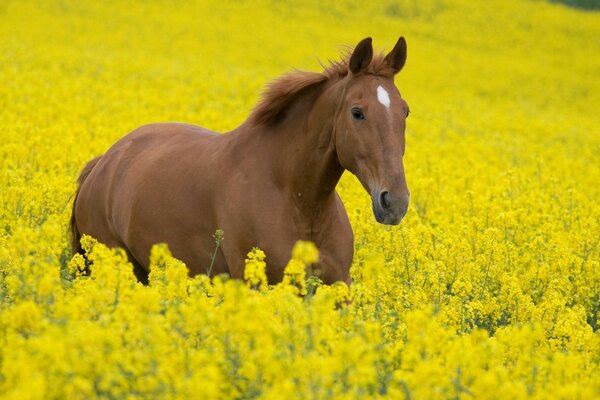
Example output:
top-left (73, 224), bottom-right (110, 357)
top-left (80, 122), bottom-right (221, 208)
top-left (114, 122), bottom-right (219, 150)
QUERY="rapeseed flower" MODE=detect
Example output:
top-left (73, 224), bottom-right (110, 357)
top-left (1, 0), bottom-right (599, 398)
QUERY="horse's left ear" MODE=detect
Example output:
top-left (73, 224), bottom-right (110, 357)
top-left (384, 36), bottom-right (407, 74)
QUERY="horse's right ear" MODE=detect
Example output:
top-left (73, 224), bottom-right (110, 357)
top-left (349, 37), bottom-right (373, 75)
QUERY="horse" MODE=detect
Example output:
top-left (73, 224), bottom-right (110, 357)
top-left (71, 36), bottom-right (411, 285)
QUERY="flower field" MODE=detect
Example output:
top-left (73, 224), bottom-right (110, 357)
top-left (1, 0), bottom-right (600, 398)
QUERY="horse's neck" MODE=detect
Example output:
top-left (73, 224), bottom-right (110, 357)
top-left (238, 85), bottom-right (344, 209)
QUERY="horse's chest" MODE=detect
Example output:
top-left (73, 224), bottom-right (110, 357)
top-left (289, 203), bottom-right (323, 239)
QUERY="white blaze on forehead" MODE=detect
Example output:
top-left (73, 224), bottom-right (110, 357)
top-left (377, 85), bottom-right (391, 108)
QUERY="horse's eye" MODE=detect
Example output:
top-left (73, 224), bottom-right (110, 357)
top-left (351, 107), bottom-right (365, 120)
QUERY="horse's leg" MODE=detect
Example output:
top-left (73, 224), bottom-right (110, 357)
top-left (94, 236), bottom-right (149, 284)
top-left (220, 241), bottom-right (245, 280)
top-left (122, 246), bottom-right (149, 284)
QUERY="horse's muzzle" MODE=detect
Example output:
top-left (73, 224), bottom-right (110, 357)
top-left (372, 190), bottom-right (409, 225)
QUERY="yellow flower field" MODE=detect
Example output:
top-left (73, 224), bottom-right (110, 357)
top-left (1, 0), bottom-right (600, 398)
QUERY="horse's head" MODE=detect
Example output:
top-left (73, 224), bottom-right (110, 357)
top-left (334, 37), bottom-right (410, 225)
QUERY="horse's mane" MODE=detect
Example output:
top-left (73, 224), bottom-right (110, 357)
top-left (249, 52), bottom-right (394, 126)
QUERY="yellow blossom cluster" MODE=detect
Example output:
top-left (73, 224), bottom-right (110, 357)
top-left (244, 247), bottom-right (268, 292)
top-left (1, 0), bottom-right (599, 398)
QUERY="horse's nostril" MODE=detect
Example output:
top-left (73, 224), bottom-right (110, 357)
top-left (380, 191), bottom-right (391, 209)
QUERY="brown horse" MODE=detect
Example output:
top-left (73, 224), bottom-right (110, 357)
top-left (71, 37), bottom-right (410, 285)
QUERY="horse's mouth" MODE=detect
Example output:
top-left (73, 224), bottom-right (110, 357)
top-left (373, 206), bottom-right (404, 225)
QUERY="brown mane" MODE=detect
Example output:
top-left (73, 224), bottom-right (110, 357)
top-left (249, 53), bottom-right (394, 126)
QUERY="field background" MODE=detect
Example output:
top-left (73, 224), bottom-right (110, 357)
top-left (1, 0), bottom-right (600, 398)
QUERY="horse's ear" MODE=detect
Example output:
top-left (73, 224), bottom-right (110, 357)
top-left (384, 36), bottom-right (407, 74)
top-left (349, 37), bottom-right (373, 75)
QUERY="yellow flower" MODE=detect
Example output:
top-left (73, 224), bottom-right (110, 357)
top-left (1, 0), bottom-right (599, 397)
top-left (244, 247), bottom-right (268, 292)
top-left (10, 301), bottom-right (43, 335)
top-left (282, 259), bottom-right (307, 296)
top-left (291, 240), bottom-right (319, 265)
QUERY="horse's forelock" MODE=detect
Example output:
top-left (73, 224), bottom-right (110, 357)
top-left (324, 52), bottom-right (396, 79)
